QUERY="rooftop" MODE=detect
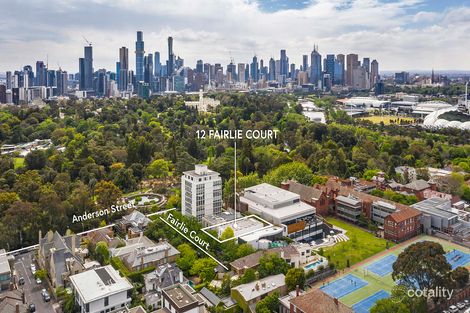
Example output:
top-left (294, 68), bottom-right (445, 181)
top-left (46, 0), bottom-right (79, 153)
top-left (290, 289), bottom-right (353, 313)
top-left (285, 180), bottom-right (324, 201)
top-left (163, 284), bottom-right (198, 309)
top-left (0, 249), bottom-right (10, 274)
top-left (403, 179), bottom-right (431, 191)
top-left (411, 198), bottom-right (458, 219)
top-left (232, 274), bottom-right (285, 302)
top-left (70, 265), bottom-right (133, 304)
top-left (244, 183), bottom-right (299, 204)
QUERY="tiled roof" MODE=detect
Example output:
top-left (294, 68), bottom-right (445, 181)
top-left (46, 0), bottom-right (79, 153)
top-left (404, 179), bottom-right (430, 191)
top-left (286, 180), bottom-right (324, 201)
top-left (230, 246), bottom-right (299, 270)
top-left (387, 207), bottom-right (421, 223)
top-left (290, 289), bottom-right (353, 313)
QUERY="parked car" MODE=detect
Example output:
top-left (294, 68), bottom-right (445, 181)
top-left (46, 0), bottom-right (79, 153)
top-left (28, 303), bottom-right (36, 312)
top-left (18, 277), bottom-right (25, 285)
top-left (41, 289), bottom-right (50, 302)
top-left (457, 302), bottom-right (466, 310)
top-left (35, 278), bottom-right (41, 285)
top-left (464, 299), bottom-right (470, 306)
top-left (449, 305), bottom-right (459, 313)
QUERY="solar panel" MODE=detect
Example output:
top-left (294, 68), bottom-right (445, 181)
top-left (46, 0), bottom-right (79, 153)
top-left (95, 267), bottom-right (115, 286)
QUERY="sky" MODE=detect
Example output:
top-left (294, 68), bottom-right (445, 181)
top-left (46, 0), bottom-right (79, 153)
top-left (0, 0), bottom-right (469, 74)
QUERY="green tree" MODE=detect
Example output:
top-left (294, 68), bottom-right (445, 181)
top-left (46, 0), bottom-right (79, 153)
top-left (255, 292), bottom-right (279, 313)
top-left (190, 258), bottom-right (218, 283)
top-left (258, 253), bottom-right (290, 278)
top-left (240, 268), bottom-right (257, 284)
top-left (176, 244), bottom-right (197, 274)
top-left (370, 298), bottom-right (411, 313)
top-left (25, 150), bottom-right (47, 170)
top-left (34, 269), bottom-right (48, 280)
top-left (451, 267), bottom-right (469, 288)
top-left (94, 181), bottom-right (122, 210)
top-left (0, 191), bottom-right (19, 214)
top-left (392, 241), bottom-right (453, 300)
top-left (264, 162), bottom-right (313, 186)
top-left (14, 170), bottom-right (42, 202)
top-left (147, 159), bottom-right (173, 178)
top-left (220, 227), bottom-right (234, 240)
top-left (285, 268), bottom-right (306, 290)
top-left (94, 241), bottom-right (110, 265)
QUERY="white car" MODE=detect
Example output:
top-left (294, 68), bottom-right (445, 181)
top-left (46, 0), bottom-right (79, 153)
top-left (457, 303), bottom-right (466, 310)
top-left (35, 278), bottom-right (42, 285)
top-left (448, 305), bottom-right (458, 313)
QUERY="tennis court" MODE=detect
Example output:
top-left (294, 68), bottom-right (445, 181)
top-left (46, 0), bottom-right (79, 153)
top-left (352, 290), bottom-right (390, 313)
top-left (445, 249), bottom-right (470, 269)
top-left (320, 274), bottom-right (368, 299)
top-left (365, 254), bottom-right (397, 277)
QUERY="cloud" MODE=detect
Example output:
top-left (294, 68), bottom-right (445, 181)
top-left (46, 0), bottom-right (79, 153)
top-left (0, 0), bottom-right (469, 73)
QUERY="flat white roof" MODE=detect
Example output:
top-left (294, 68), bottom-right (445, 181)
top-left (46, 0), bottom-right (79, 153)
top-left (232, 274), bottom-right (285, 301)
top-left (70, 265), bottom-right (133, 304)
top-left (240, 196), bottom-right (315, 221)
top-left (244, 183), bottom-right (299, 204)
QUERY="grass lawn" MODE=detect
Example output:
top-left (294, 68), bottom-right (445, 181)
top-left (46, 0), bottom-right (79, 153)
top-left (358, 115), bottom-right (415, 125)
top-left (322, 218), bottom-right (394, 270)
top-left (13, 157), bottom-right (24, 169)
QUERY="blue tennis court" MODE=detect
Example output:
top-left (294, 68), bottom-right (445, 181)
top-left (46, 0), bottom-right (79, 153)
top-left (320, 274), bottom-right (368, 299)
top-left (352, 290), bottom-right (390, 313)
top-left (445, 250), bottom-right (470, 269)
top-left (365, 254), bottom-right (397, 277)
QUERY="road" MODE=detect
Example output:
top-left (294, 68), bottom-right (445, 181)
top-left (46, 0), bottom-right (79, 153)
top-left (14, 251), bottom-right (54, 313)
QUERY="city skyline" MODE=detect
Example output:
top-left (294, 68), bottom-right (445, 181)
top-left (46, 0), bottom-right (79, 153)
top-left (1, 0), bottom-right (470, 73)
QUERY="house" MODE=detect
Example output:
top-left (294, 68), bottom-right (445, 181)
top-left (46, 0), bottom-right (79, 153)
top-left (157, 284), bottom-right (205, 313)
top-left (110, 235), bottom-right (179, 272)
top-left (184, 90), bottom-right (220, 112)
top-left (198, 287), bottom-right (237, 311)
top-left (144, 263), bottom-right (185, 310)
top-left (86, 228), bottom-right (122, 249)
top-left (117, 210), bottom-right (151, 238)
top-left (0, 250), bottom-right (12, 291)
top-left (0, 290), bottom-right (28, 313)
top-left (287, 289), bottom-right (353, 313)
top-left (395, 166), bottom-right (417, 183)
top-left (239, 183), bottom-right (324, 242)
top-left (70, 265), bottom-right (133, 313)
top-left (401, 179), bottom-right (432, 200)
top-left (384, 207), bottom-right (422, 243)
top-left (38, 230), bottom-right (85, 288)
top-left (281, 180), bottom-right (329, 216)
top-left (231, 274), bottom-right (287, 312)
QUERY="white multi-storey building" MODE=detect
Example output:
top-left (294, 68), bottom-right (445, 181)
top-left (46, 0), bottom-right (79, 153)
top-left (70, 265), bottom-right (133, 313)
top-left (181, 164), bottom-right (222, 220)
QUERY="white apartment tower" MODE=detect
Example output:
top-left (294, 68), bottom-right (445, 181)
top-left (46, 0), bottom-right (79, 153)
top-left (182, 164), bottom-right (222, 220)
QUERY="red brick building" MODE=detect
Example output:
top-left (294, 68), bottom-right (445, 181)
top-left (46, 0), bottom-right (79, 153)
top-left (281, 180), bottom-right (330, 216)
top-left (384, 208), bottom-right (422, 243)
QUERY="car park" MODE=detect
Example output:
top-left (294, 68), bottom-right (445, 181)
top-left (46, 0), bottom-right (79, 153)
top-left (28, 303), bottom-right (36, 312)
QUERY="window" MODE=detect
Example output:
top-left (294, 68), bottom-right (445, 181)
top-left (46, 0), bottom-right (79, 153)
top-left (85, 303), bottom-right (89, 313)
top-left (127, 290), bottom-right (132, 299)
top-left (104, 296), bottom-right (109, 306)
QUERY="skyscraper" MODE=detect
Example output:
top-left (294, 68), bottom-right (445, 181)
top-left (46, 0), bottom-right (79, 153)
top-left (346, 54), bottom-right (358, 86)
top-left (280, 49), bottom-right (288, 77)
top-left (119, 47), bottom-right (129, 91)
top-left (238, 63), bottom-right (246, 83)
top-left (336, 54), bottom-right (345, 85)
top-left (79, 45), bottom-right (93, 91)
top-left (196, 60), bottom-right (203, 73)
top-left (135, 31), bottom-right (145, 83)
top-left (310, 45), bottom-right (322, 86)
top-left (370, 59), bottom-right (379, 87)
top-left (363, 58), bottom-right (370, 74)
top-left (167, 36), bottom-right (174, 77)
top-left (35, 61), bottom-right (46, 86)
top-left (6, 71), bottom-right (12, 89)
top-left (250, 56), bottom-right (259, 82)
top-left (144, 53), bottom-right (153, 84)
top-left (302, 55), bottom-right (308, 72)
top-left (154, 52), bottom-right (161, 77)
top-left (268, 58), bottom-right (276, 81)
top-left (56, 69), bottom-right (68, 96)
top-left (23, 65), bottom-right (34, 87)
top-left (325, 54), bottom-right (335, 84)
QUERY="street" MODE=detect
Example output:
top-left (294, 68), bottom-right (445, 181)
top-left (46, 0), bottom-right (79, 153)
top-left (14, 251), bottom-right (55, 313)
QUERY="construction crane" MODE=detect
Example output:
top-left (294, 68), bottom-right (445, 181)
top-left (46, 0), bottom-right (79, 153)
top-left (82, 36), bottom-right (92, 46)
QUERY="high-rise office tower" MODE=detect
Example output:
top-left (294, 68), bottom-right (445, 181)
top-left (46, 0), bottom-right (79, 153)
top-left (280, 49), bottom-right (288, 77)
top-left (346, 54), bottom-right (358, 86)
top-left (181, 164), bottom-right (222, 220)
top-left (47, 70), bottom-right (56, 87)
top-left (6, 71), bottom-right (12, 89)
top-left (196, 60), bottom-right (203, 73)
top-left (79, 45), bottom-right (93, 91)
top-left (35, 61), bottom-right (47, 86)
top-left (370, 59), bottom-right (379, 86)
top-left (23, 65), bottom-right (34, 87)
top-left (154, 52), bottom-right (161, 77)
top-left (290, 63), bottom-right (296, 79)
top-left (325, 54), bottom-right (335, 84)
top-left (56, 69), bottom-right (68, 96)
top-left (167, 36), bottom-right (174, 77)
top-left (363, 58), bottom-right (370, 74)
top-left (310, 45), bottom-right (322, 86)
top-left (268, 58), bottom-right (276, 81)
top-left (119, 47), bottom-right (128, 91)
top-left (227, 62), bottom-right (236, 81)
top-left (135, 31), bottom-right (145, 83)
top-left (144, 53), bottom-right (153, 84)
top-left (302, 55), bottom-right (308, 72)
top-left (250, 55), bottom-right (259, 82)
top-left (336, 54), bottom-right (345, 85)
top-left (238, 63), bottom-right (245, 83)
